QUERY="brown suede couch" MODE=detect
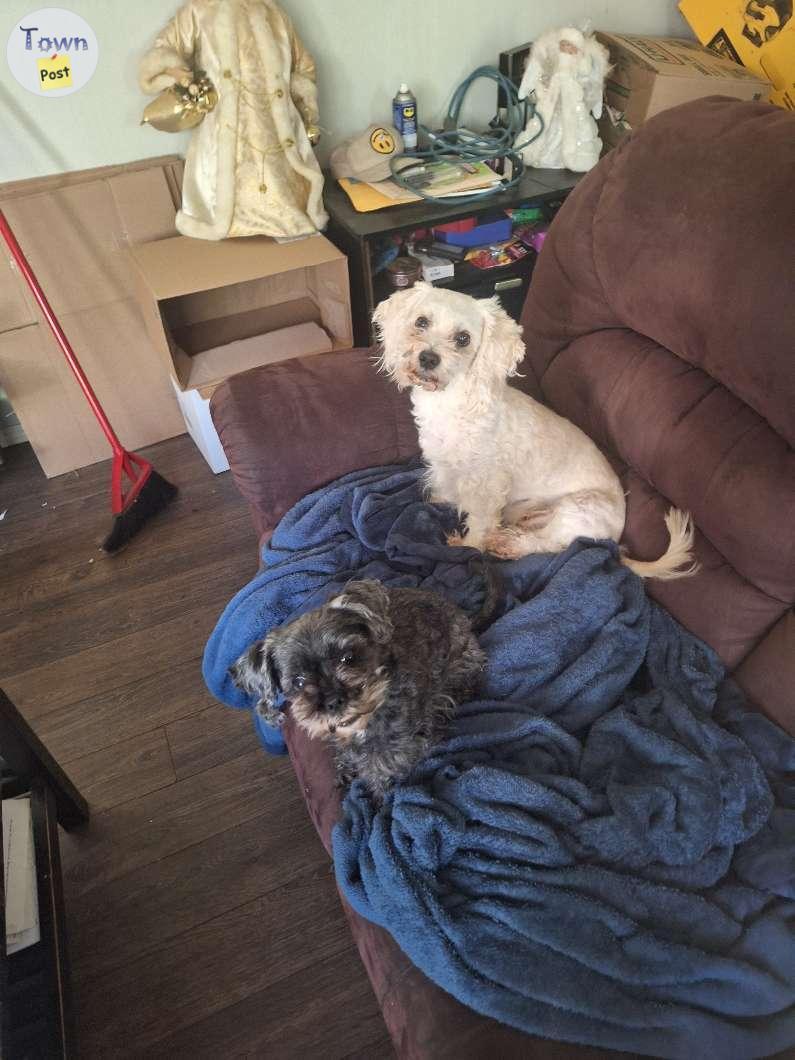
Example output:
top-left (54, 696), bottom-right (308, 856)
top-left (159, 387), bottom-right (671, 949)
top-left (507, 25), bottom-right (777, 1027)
top-left (210, 97), bottom-right (795, 1059)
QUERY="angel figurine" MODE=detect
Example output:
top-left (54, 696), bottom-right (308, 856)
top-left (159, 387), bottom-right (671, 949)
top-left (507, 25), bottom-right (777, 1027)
top-left (139, 0), bottom-right (328, 240)
top-left (516, 27), bottom-right (611, 173)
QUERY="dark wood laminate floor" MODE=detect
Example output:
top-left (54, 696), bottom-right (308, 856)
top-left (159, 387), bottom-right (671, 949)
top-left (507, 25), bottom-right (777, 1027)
top-left (0, 436), bottom-right (394, 1059)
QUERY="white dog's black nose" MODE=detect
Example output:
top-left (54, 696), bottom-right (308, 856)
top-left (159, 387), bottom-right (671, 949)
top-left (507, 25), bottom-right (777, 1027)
top-left (419, 349), bottom-right (440, 371)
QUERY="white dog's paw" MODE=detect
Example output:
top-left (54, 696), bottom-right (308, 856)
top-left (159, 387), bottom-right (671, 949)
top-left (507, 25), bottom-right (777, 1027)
top-left (446, 531), bottom-right (468, 548)
top-left (482, 527), bottom-right (526, 560)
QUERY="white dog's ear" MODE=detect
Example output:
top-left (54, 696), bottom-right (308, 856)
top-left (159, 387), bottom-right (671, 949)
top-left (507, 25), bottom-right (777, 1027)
top-left (373, 289), bottom-right (410, 374)
top-left (471, 297), bottom-right (526, 387)
top-left (372, 288), bottom-right (406, 341)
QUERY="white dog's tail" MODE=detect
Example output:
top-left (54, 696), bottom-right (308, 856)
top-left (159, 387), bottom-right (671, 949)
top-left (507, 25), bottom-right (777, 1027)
top-left (620, 508), bottom-right (700, 581)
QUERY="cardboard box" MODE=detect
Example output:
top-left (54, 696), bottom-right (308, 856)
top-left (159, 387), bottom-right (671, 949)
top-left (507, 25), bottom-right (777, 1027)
top-left (0, 157), bottom-right (187, 477)
top-left (2, 172), bottom-right (176, 321)
top-left (414, 251), bottom-right (455, 283)
top-left (679, 0), bottom-right (795, 111)
top-left (0, 154), bottom-right (183, 202)
top-left (0, 323), bottom-right (104, 475)
top-left (130, 233), bottom-right (352, 471)
top-left (171, 320), bottom-right (333, 474)
top-left (130, 233), bottom-right (352, 395)
top-left (596, 33), bottom-right (771, 150)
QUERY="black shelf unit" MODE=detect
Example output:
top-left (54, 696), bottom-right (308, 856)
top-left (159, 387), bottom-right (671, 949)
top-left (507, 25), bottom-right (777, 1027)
top-left (0, 688), bottom-right (88, 1060)
top-left (323, 166), bottom-right (582, 346)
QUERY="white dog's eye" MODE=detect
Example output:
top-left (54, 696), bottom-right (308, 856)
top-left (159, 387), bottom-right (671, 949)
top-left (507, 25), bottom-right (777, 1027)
top-left (454, 331), bottom-right (471, 348)
top-left (415, 316), bottom-right (429, 329)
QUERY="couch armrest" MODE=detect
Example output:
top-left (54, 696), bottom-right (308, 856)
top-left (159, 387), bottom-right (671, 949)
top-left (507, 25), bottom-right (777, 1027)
top-left (210, 348), bottom-right (418, 541)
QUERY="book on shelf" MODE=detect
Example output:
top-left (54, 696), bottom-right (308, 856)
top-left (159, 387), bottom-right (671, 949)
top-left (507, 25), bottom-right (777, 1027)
top-left (3, 794), bottom-right (40, 954)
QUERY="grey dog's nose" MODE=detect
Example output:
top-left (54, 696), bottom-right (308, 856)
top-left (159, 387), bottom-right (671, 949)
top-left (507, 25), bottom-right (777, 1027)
top-left (419, 349), bottom-right (440, 371)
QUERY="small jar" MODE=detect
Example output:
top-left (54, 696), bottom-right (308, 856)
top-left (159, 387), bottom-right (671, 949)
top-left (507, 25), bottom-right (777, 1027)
top-left (386, 255), bottom-right (423, 289)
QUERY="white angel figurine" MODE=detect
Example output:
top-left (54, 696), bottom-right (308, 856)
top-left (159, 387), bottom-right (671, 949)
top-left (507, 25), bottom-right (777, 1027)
top-left (516, 27), bottom-right (611, 172)
top-left (139, 0), bottom-right (328, 240)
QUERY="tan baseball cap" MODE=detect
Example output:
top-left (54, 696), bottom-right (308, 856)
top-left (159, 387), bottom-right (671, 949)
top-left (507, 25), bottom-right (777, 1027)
top-left (330, 124), bottom-right (404, 182)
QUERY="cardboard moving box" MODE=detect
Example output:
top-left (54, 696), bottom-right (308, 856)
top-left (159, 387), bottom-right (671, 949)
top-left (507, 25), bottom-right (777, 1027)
top-left (130, 232), bottom-right (352, 470)
top-left (679, 0), bottom-right (795, 111)
top-left (131, 233), bottom-right (352, 394)
top-left (596, 33), bottom-right (771, 151)
top-left (171, 321), bottom-right (333, 473)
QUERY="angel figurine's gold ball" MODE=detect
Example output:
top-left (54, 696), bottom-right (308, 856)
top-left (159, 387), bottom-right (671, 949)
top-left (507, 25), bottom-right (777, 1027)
top-left (141, 71), bottom-right (218, 133)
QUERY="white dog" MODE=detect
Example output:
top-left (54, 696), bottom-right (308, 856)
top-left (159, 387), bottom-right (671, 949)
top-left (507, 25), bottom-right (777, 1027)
top-left (374, 282), bottom-right (697, 580)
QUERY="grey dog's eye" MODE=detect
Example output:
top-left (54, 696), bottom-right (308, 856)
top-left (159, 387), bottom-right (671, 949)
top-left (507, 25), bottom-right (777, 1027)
top-left (415, 316), bottom-right (429, 329)
top-left (339, 651), bottom-right (356, 666)
top-left (292, 675), bottom-right (306, 690)
top-left (455, 331), bottom-right (471, 348)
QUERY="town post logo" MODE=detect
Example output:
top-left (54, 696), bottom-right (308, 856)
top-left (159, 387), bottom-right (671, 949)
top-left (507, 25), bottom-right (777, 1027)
top-left (7, 8), bottom-right (98, 96)
top-left (38, 53), bottom-right (72, 90)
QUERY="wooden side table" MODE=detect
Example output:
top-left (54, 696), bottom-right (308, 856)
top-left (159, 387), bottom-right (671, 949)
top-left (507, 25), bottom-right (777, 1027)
top-left (1, 688), bottom-right (89, 1059)
top-left (323, 167), bottom-right (582, 346)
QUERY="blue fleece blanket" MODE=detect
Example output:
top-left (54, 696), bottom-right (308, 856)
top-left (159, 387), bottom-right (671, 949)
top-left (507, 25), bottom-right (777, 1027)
top-left (204, 463), bottom-right (795, 1058)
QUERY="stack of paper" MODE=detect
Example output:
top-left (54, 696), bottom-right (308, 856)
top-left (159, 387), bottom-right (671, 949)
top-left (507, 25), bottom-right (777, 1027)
top-left (338, 159), bottom-right (503, 213)
top-left (338, 178), bottom-right (418, 212)
top-left (401, 160), bottom-right (502, 196)
top-left (3, 795), bottom-right (40, 954)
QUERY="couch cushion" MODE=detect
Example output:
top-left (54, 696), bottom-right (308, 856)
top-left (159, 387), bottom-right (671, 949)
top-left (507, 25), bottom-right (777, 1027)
top-left (592, 98), bottom-right (795, 449)
top-left (521, 97), bottom-right (795, 678)
top-left (536, 328), bottom-right (794, 671)
top-left (523, 97), bottom-right (795, 446)
top-left (210, 348), bottom-right (418, 541)
top-left (734, 610), bottom-right (795, 734)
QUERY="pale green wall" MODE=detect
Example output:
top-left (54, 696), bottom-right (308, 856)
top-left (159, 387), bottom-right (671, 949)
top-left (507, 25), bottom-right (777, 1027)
top-left (1, 0), bottom-right (691, 182)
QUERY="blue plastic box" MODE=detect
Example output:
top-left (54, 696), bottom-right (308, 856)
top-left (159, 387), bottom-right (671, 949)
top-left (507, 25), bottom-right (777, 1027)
top-left (434, 217), bottom-right (512, 247)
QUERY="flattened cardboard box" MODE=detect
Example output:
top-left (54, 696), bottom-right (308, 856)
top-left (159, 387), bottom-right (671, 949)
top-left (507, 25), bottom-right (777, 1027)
top-left (679, 0), bottom-right (795, 111)
top-left (0, 163), bottom-right (183, 326)
top-left (597, 33), bottom-right (771, 150)
top-left (0, 154), bottom-right (183, 202)
top-left (0, 158), bottom-right (186, 476)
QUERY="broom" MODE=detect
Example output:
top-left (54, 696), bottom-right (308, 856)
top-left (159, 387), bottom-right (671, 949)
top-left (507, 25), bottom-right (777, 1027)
top-left (0, 209), bottom-right (177, 552)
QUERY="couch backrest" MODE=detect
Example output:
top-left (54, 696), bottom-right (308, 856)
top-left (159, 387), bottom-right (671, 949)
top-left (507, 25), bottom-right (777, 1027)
top-left (520, 96), bottom-right (795, 731)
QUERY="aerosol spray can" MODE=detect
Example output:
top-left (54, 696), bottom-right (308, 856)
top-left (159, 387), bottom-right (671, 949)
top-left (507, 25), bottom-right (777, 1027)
top-left (392, 83), bottom-right (418, 150)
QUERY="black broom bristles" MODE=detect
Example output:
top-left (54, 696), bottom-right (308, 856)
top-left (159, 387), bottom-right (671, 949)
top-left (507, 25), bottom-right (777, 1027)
top-left (101, 469), bottom-right (178, 554)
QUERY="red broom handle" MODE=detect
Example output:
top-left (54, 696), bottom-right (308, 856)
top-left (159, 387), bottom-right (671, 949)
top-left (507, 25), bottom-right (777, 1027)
top-left (0, 208), bottom-right (123, 457)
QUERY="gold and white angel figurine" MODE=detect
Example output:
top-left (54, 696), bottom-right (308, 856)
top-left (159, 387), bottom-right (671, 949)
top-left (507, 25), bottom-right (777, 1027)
top-left (139, 0), bottom-right (328, 239)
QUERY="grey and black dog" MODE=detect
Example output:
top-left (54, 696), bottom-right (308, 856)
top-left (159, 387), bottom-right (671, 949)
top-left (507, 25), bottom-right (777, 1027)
top-left (230, 579), bottom-right (491, 799)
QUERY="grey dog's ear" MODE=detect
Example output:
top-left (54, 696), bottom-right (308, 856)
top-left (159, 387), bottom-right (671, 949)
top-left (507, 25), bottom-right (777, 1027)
top-left (329, 579), bottom-right (393, 643)
top-left (229, 635), bottom-right (281, 707)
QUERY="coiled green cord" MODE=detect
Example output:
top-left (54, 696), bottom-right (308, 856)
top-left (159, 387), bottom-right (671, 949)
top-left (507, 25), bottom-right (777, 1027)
top-left (388, 65), bottom-right (543, 204)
